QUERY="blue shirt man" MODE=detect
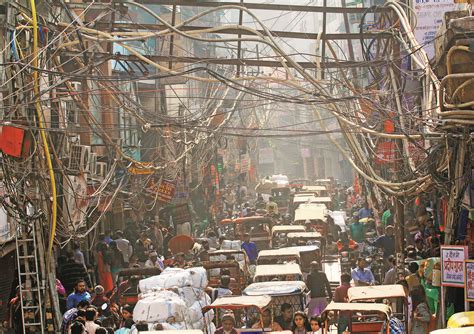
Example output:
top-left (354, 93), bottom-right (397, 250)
top-left (351, 258), bottom-right (375, 286)
top-left (241, 233), bottom-right (258, 263)
top-left (66, 280), bottom-right (91, 310)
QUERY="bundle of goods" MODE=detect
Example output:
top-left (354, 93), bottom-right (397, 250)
top-left (134, 267), bottom-right (216, 333)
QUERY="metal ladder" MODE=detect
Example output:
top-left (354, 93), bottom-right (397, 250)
top-left (15, 217), bottom-right (45, 333)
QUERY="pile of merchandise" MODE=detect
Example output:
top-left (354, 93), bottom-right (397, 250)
top-left (134, 267), bottom-right (215, 332)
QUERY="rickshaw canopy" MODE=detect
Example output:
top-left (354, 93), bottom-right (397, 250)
top-left (243, 281), bottom-right (307, 296)
top-left (202, 295), bottom-right (272, 312)
top-left (254, 263), bottom-right (302, 280)
top-left (219, 218), bottom-right (234, 226)
top-left (321, 302), bottom-right (391, 319)
top-left (258, 249), bottom-right (301, 257)
top-left (447, 311), bottom-right (474, 328)
top-left (301, 185), bottom-right (327, 192)
top-left (294, 204), bottom-right (327, 222)
top-left (287, 232), bottom-right (323, 239)
top-left (272, 225), bottom-right (306, 235)
top-left (292, 195), bottom-right (323, 205)
top-left (348, 285), bottom-right (408, 302)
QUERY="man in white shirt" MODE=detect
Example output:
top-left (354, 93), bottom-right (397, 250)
top-left (114, 230), bottom-right (133, 266)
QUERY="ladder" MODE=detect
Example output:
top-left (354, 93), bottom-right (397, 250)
top-left (15, 217), bottom-right (45, 333)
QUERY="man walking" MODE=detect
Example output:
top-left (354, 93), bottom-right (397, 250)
top-left (351, 257), bottom-right (375, 286)
top-left (306, 261), bottom-right (332, 316)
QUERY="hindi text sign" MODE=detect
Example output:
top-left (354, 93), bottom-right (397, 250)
top-left (441, 245), bottom-right (468, 287)
top-left (465, 260), bottom-right (474, 301)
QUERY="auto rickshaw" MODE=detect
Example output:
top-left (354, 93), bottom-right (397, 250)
top-left (218, 218), bottom-right (236, 240)
top-left (293, 204), bottom-right (328, 234)
top-left (447, 311), bottom-right (474, 328)
top-left (271, 225), bottom-right (306, 248)
top-left (235, 216), bottom-right (273, 250)
top-left (321, 302), bottom-right (392, 334)
top-left (203, 249), bottom-right (250, 294)
top-left (300, 185), bottom-right (328, 197)
top-left (243, 281), bottom-right (309, 312)
top-left (280, 245), bottom-right (320, 273)
top-left (253, 263), bottom-right (303, 282)
top-left (271, 186), bottom-right (291, 215)
top-left (348, 284), bottom-right (409, 330)
top-left (257, 249), bottom-right (301, 266)
top-left (202, 295), bottom-right (273, 329)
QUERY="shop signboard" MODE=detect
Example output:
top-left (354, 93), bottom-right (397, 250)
top-left (464, 260), bottom-right (474, 301)
top-left (441, 245), bottom-right (468, 287)
top-left (157, 179), bottom-right (177, 203)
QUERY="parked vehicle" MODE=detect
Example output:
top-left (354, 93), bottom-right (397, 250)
top-left (348, 284), bottom-right (409, 330)
top-left (243, 281), bottom-right (309, 312)
top-left (254, 263), bottom-right (303, 282)
top-left (321, 302), bottom-right (392, 334)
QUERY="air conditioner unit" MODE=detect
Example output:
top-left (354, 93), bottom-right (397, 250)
top-left (68, 145), bottom-right (91, 173)
top-left (89, 153), bottom-right (98, 175)
top-left (59, 99), bottom-right (80, 129)
top-left (96, 162), bottom-right (108, 178)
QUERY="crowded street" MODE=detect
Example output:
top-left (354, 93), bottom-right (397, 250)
top-left (0, 0), bottom-right (473, 333)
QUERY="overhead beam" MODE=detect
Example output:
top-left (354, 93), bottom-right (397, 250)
top-left (116, 0), bottom-right (391, 14)
top-left (69, 1), bottom-right (390, 14)
top-left (62, 51), bottom-right (385, 69)
top-left (93, 22), bottom-right (392, 40)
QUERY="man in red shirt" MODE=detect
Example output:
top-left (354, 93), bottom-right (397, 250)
top-left (334, 274), bottom-right (351, 334)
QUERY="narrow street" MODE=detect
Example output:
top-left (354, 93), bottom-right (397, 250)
top-left (0, 0), bottom-right (473, 333)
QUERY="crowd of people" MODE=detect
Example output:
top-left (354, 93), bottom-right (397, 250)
top-left (4, 180), bottom-right (449, 334)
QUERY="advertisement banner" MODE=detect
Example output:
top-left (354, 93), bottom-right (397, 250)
top-left (465, 260), bottom-right (474, 301)
top-left (441, 245), bottom-right (468, 287)
top-left (412, 0), bottom-right (458, 59)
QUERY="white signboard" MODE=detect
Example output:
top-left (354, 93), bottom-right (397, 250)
top-left (413, 0), bottom-right (458, 59)
top-left (441, 245), bottom-right (468, 287)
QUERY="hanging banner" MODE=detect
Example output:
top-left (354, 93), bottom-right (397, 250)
top-left (157, 179), bottom-right (177, 203)
top-left (465, 260), bottom-right (474, 301)
top-left (441, 245), bottom-right (468, 287)
top-left (240, 154), bottom-right (250, 173)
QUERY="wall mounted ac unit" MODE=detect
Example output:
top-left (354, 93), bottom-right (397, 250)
top-left (68, 145), bottom-right (91, 173)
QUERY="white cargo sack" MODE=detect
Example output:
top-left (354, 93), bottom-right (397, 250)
top-left (186, 267), bottom-right (208, 289)
top-left (133, 290), bottom-right (187, 323)
top-left (221, 240), bottom-right (241, 250)
top-left (139, 267), bottom-right (208, 292)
